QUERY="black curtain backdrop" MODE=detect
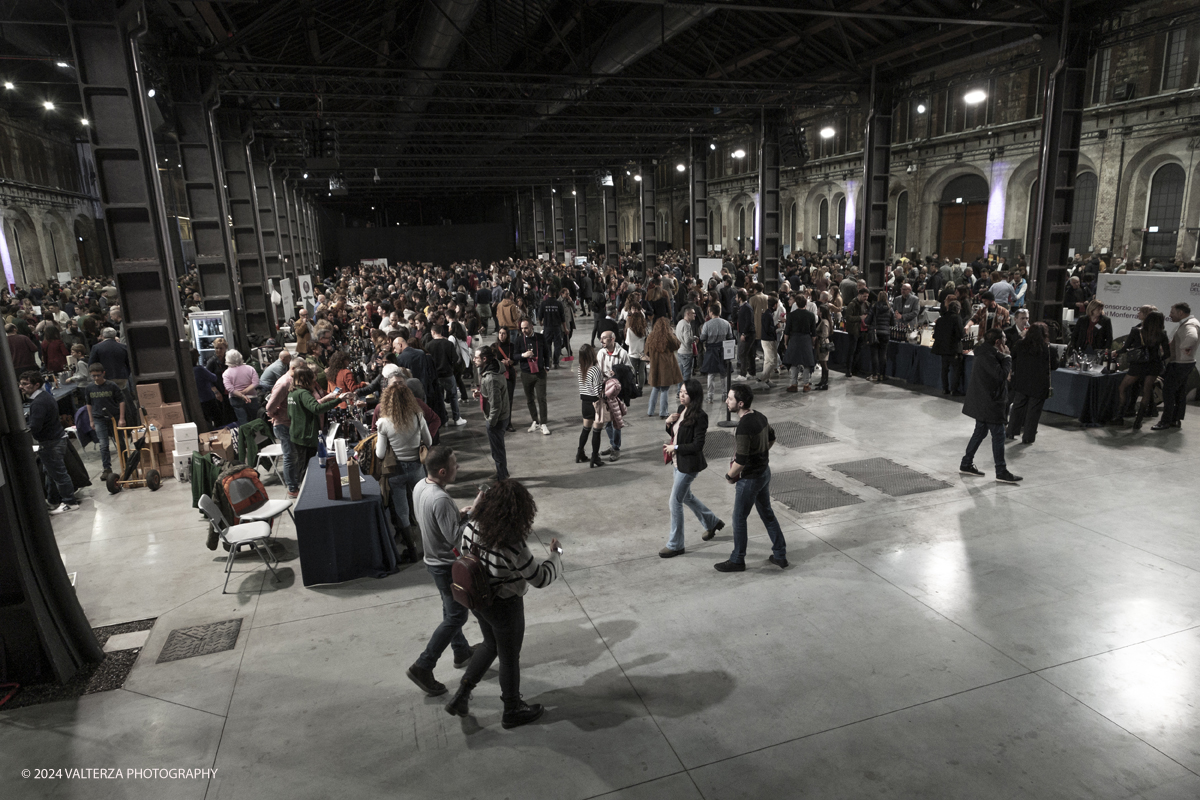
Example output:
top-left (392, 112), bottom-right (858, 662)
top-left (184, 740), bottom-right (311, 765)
top-left (335, 223), bottom-right (511, 266)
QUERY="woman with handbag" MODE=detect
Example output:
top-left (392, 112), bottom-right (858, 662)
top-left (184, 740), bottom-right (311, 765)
top-left (645, 317), bottom-right (685, 418)
top-left (659, 378), bottom-right (724, 558)
top-left (445, 480), bottom-right (562, 728)
top-left (375, 381), bottom-right (432, 561)
top-left (1114, 310), bottom-right (1170, 429)
top-left (494, 327), bottom-right (518, 431)
top-left (1006, 322), bottom-right (1057, 444)
top-left (574, 344), bottom-right (607, 468)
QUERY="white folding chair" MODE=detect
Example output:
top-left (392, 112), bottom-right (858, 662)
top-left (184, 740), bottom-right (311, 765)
top-left (199, 494), bottom-right (279, 593)
top-left (255, 443), bottom-right (285, 483)
top-left (237, 494), bottom-right (295, 531)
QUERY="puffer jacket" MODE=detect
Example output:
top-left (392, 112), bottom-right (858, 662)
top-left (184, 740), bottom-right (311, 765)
top-left (603, 377), bottom-right (627, 429)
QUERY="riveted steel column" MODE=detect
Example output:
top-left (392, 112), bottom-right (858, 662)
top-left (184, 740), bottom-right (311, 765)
top-left (293, 188), bottom-right (310, 275)
top-left (640, 165), bottom-right (656, 277)
top-left (305, 200), bottom-right (321, 273)
top-left (689, 138), bottom-right (709, 277)
top-left (251, 143), bottom-right (282, 330)
top-left (66, 0), bottom-right (202, 423)
top-left (758, 112), bottom-right (781, 290)
top-left (601, 181), bottom-right (619, 269)
top-left (574, 183), bottom-right (588, 261)
top-left (217, 113), bottom-right (268, 338)
top-left (171, 67), bottom-right (241, 344)
top-left (1030, 12), bottom-right (1088, 327)
top-left (551, 184), bottom-right (566, 264)
top-left (272, 171), bottom-right (295, 282)
top-left (532, 187), bottom-right (547, 258)
top-left (860, 69), bottom-right (893, 290)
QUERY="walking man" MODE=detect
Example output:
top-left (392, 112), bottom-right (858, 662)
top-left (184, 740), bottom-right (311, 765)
top-left (407, 446), bottom-right (479, 696)
top-left (715, 384), bottom-right (788, 572)
top-left (475, 347), bottom-right (510, 479)
top-left (84, 364), bottom-right (126, 482)
top-left (20, 371), bottom-right (81, 514)
top-left (959, 328), bottom-right (1022, 484)
top-left (515, 319), bottom-right (550, 435)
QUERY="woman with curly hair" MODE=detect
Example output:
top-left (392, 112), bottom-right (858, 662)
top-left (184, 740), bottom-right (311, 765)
top-left (376, 381), bottom-right (432, 561)
top-left (444, 479), bottom-right (563, 729)
top-left (645, 316), bottom-right (684, 418)
top-left (327, 349), bottom-right (363, 409)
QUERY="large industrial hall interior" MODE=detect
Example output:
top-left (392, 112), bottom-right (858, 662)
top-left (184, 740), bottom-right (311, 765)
top-left (3, 0), bottom-right (1200, 798)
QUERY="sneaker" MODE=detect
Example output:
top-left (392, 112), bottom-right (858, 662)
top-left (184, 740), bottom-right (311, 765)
top-left (453, 645), bottom-right (478, 669)
top-left (959, 464), bottom-right (984, 477)
top-left (786, 385), bottom-right (798, 393)
top-left (714, 560), bottom-right (745, 572)
top-left (49, 502), bottom-right (80, 516)
top-left (540, 423), bottom-right (551, 435)
top-left (659, 547), bottom-right (685, 558)
top-left (100, 469), bottom-right (113, 481)
top-left (768, 555), bottom-right (789, 569)
top-left (501, 701), bottom-right (545, 729)
top-left (287, 490), bottom-right (299, 499)
top-left (702, 520), bottom-right (724, 541)
top-left (601, 447), bottom-right (613, 456)
top-left (406, 665), bottom-right (447, 696)
top-left (995, 470), bottom-right (1023, 484)
top-left (528, 421), bottom-right (540, 433)
top-left (608, 448), bottom-right (620, 462)
top-left (455, 417), bottom-right (468, 426)
top-left (763, 380), bottom-right (774, 389)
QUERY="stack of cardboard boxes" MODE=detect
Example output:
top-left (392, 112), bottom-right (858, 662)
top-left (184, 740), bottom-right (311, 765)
top-left (132, 383), bottom-right (238, 475)
top-left (173, 422), bottom-right (198, 482)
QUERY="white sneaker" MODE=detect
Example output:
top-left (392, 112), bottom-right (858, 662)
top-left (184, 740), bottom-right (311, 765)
top-left (50, 502), bottom-right (80, 516)
top-left (540, 424), bottom-right (551, 435)
top-left (454, 417), bottom-right (468, 426)
top-left (528, 421), bottom-right (540, 433)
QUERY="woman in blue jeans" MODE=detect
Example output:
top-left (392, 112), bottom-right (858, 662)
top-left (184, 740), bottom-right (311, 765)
top-left (375, 380), bottom-right (432, 563)
top-left (645, 317), bottom-right (684, 418)
top-left (659, 379), bottom-right (724, 557)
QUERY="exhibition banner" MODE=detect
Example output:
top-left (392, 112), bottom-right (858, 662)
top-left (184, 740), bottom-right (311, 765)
top-left (1096, 272), bottom-right (1200, 338)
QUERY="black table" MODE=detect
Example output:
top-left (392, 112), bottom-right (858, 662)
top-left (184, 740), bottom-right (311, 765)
top-left (293, 456), bottom-right (399, 587)
top-left (1044, 368), bottom-right (1126, 425)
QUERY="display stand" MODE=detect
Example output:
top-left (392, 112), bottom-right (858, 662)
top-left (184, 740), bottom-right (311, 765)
top-left (717, 339), bottom-right (738, 428)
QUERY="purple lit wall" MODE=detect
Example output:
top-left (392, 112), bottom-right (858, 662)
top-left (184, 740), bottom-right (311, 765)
top-left (985, 163), bottom-right (1008, 250)
top-left (843, 180), bottom-right (858, 253)
top-left (0, 221), bottom-right (15, 291)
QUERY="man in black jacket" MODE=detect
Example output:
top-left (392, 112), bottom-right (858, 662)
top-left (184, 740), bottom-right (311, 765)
top-left (959, 329), bottom-right (1022, 484)
top-left (19, 371), bottom-right (81, 514)
top-left (515, 320), bottom-right (550, 435)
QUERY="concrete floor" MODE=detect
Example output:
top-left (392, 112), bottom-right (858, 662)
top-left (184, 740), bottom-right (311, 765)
top-left (3, 340), bottom-right (1199, 800)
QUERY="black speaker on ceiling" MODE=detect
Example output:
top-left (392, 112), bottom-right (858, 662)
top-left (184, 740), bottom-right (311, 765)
top-left (780, 123), bottom-right (808, 168)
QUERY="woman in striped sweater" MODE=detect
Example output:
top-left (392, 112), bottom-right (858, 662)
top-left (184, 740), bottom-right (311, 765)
top-left (444, 480), bottom-right (562, 729)
top-left (574, 344), bottom-right (606, 468)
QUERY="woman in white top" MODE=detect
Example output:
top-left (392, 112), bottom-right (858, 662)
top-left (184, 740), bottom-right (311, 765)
top-left (375, 380), bottom-right (433, 562)
top-left (623, 303), bottom-right (649, 388)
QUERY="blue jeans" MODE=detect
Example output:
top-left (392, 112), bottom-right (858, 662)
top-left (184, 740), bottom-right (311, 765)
top-left (387, 460), bottom-right (426, 527)
top-left (414, 563), bottom-right (472, 671)
top-left (678, 353), bottom-right (694, 383)
top-left (93, 416), bottom-right (114, 471)
top-left (230, 394), bottom-right (259, 426)
top-left (40, 437), bottom-right (78, 505)
top-left (668, 467), bottom-right (720, 550)
top-left (273, 423), bottom-right (296, 491)
top-left (439, 376), bottom-right (460, 420)
top-left (729, 467), bottom-right (786, 564)
top-left (962, 420), bottom-right (1006, 470)
top-left (605, 420), bottom-right (622, 451)
top-left (648, 385), bottom-right (674, 416)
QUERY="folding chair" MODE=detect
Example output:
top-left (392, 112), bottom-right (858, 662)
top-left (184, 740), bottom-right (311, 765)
top-left (199, 494), bottom-right (279, 593)
top-left (255, 443), bottom-right (286, 484)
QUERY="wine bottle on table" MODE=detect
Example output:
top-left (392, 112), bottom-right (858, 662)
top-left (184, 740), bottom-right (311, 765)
top-left (325, 457), bottom-right (342, 500)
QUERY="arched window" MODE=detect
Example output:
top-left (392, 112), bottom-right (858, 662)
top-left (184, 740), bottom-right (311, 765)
top-left (738, 206), bottom-right (746, 252)
top-left (895, 191), bottom-right (909, 255)
top-left (1143, 163), bottom-right (1186, 260)
top-left (1069, 173), bottom-right (1098, 254)
top-left (818, 198), bottom-right (829, 253)
top-left (837, 197), bottom-right (846, 249)
top-left (938, 174), bottom-right (989, 261)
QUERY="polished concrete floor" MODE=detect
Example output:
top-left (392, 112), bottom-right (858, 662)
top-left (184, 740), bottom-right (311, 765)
top-left (3, 339), bottom-right (1199, 800)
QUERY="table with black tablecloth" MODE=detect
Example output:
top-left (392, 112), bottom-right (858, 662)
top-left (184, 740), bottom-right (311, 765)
top-left (1044, 368), bottom-right (1126, 425)
top-left (293, 456), bottom-right (399, 587)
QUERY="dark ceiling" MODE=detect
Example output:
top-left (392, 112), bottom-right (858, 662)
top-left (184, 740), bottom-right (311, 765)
top-left (1, 0), bottom-right (1144, 208)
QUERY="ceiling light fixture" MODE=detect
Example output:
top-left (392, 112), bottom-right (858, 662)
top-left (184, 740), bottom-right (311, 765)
top-left (964, 89), bottom-right (987, 105)
top-left (81, 118), bottom-right (89, 126)
top-left (819, 127), bottom-right (835, 139)
top-left (3, 81), bottom-right (13, 90)
top-left (571, 190), bottom-right (577, 195)
top-left (634, 174), bottom-right (642, 182)
top-left (56, 61), bottom-right (69, 68)
top-left (709, 143), bottom-right (717, 150)
top-left (302, 172), bottom-right (309, 179)
top-left (916, 103), bottom-right (927, 114)
top-left (732, 149), bottom-right (746, 159)
top-left (676, 163), bottom-right (686, 172)
top-left (43, 100), bottom-right (55, 110)
top-left (147, 88), bottom-right (155, 98)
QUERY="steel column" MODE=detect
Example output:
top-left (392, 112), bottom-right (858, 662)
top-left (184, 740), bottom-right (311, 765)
top-left (290, 186), bottom-right (308, 275)
top-left (251, 144), bottom-right (282, 330)
top-left (551, 184), bottom-right (566, 264)
top-left (640, 166), bottom-right (656, 277)
top-left (601, 182), bottom-right (619, 269)
top-left (514, 190), bottom-right (524, 256)
top-left (171, 67), bottom-right (240, 341)
top-left (306, 200), bottom-right (321, 272)
top-left (532, 187), bottom-right (547, 258)
top-left (66, 0), bottom-right (202, 423)
top-left (273, 171), bottom-right (296, 282)
top-left (217, 113), bottom-right (270, 339)
top-left (860, 69), bottom-right (893, 290)
top-left (689, 138), bottom-right (709, 276)
top-left (758, 114), bottom-right (781, 289)
top-left (574, 182), bottom-right (588, 260)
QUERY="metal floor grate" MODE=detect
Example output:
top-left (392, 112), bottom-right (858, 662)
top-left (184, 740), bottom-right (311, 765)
top-left (157, 619), bottom-right (243, 664)
top-left (829, 457), bottom-right (952, 497)
top-left (770, 421), bottom-right (836, 448)
top-left (703, 430), bottom-right (738, 461)
top-left (770, 469), bottom-right (864, 514)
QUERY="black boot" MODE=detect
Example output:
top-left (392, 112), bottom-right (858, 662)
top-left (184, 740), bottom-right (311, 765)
top-left (501, 700), bottom-right (545, 728)
top-left (577, 427), bottom-right (591, 462)
top-left (589, 430), bottom-right (604, 468)
top-left (445, 681), bottom-right (474, 717)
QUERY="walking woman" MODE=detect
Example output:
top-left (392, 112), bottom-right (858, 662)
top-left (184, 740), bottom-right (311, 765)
top-left (1114, 310), bottom-right (1169, 428)
top-left (494, 326), bottom-right (518, 431)
top-left (574, 344), bottom-right (606, 468)
top-left (645, 316), bottom-right (684, 418)
top-left (286, 363), bottom-right (343, 489)
top-left (376, 381), bottom-right (432, 562)
top-left (660, 379), bottom-right (724, 558)
top-left (781, 299), bottom-right (817, 393)
top-left (445, 480), bottom-right (562, 729)
top-left (1007, 322), bottom-right (1057, 444)
top-left (865, 290), bottom-right (892, 382)
top-left (624, 301), bottom-right (649, 388)
top-left (814, 303), bottom-right (833, 390)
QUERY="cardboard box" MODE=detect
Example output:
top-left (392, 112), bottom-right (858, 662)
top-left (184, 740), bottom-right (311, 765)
top-left (173, 423), bottom-right (198, 443)
top-left (136, 383), bottom-right (163, 408)
top-left (172, 450), bottom-right (191, 482)
top-left (157, 403), bottom-right (186, 427)
top-left (204, 430), bottom-right (235, 461)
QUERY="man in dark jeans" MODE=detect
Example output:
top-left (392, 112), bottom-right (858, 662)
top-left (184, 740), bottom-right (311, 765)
top-left (1155, 303), bottom-right (1198, 430)
top-left (19, 371), bottom-right (81, 515)
top-left (844, 287), bottom-right (871, 377)
top-left (515, 320), bottom-right (550, 435)
top-left (959, 329), bottom-right (1022, 484)
top-left (426, 324), bottom-right (465, 426)
top-left (406, 446), bottom-right (479, 696)
top-left (537, 292), bottom-right (566, 368)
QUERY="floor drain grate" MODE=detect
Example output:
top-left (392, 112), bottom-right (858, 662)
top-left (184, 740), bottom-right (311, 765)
top-left (770, 469), bottom-right (864, 514)
top-left (703, 430), bottom-right (737, 460)
top-left (829, 457), bottom-right (952, 497)
top-left (771, 421), bottom-right (836, 448)
top-left (157, 619), bottom-right (243, 664)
